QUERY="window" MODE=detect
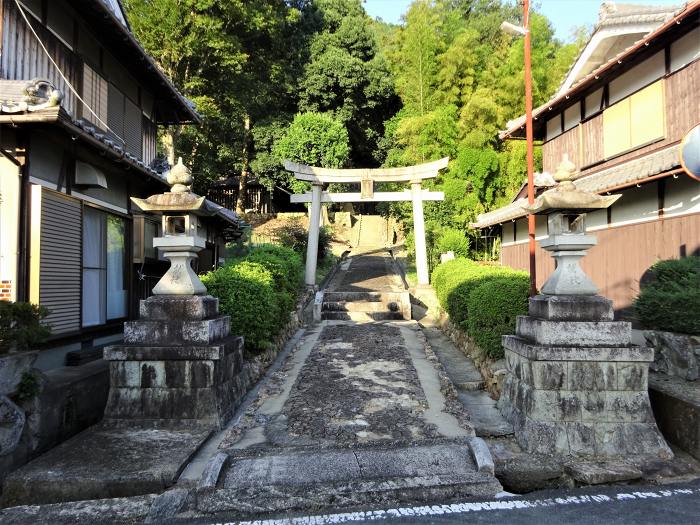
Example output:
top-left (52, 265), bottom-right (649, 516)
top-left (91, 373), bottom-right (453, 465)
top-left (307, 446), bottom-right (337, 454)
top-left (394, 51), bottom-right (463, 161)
top-left (603, 80), bottom-right (665, 158)
top-left (546, 116), bottom-right (562, 141)
top-left (563, 103), bottom-right (580, 132)
top-left (82, 64), bottom-right (109, 129)
top-left (82, 208), bottom-right (127, 326)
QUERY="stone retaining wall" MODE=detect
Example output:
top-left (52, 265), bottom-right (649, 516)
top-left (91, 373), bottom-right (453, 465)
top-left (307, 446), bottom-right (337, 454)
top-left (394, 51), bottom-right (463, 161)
top-left (434, 312), bottom-right (506, 399)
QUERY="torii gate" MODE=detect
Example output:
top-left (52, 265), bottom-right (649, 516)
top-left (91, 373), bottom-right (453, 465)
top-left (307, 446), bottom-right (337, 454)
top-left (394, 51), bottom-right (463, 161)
top-left (284, 158), bottom-right (448, 288)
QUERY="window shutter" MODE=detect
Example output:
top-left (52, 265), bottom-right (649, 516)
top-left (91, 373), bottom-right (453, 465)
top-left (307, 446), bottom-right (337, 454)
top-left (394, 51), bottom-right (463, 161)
top-left (82, 64), bottom-right (108, 128)
top-left (32, 187), bottom-right (82, 335)
top-left (630, 80), bottom-right (665, 147)
top-left (603, 99), bottom-right (631, 158)
top-left (107, 83), bottom-right (125, 145)
top-left (124, 97), bottom-right (143, 159)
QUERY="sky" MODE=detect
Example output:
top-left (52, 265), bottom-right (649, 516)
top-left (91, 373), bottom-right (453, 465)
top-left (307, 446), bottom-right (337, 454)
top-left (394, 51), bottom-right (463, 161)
top-left (363, 0), bottom-right (684, 41)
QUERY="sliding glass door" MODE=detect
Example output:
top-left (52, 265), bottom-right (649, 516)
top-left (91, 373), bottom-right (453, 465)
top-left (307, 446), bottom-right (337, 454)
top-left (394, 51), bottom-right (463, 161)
top-left (82, 207), bottom-right (127, 327)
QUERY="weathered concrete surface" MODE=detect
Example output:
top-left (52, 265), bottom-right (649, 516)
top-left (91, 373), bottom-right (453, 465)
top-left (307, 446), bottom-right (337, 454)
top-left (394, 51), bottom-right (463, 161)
top-left (1, 425), bottom-right (210, 506)
top-left (422, 326), bottom-right (484, 391)
top-left (0, 494), bottom-right (157, 525)
top-left (649, 372), bottom-right (700, 461)
top-left (459, 391), bottom-right (513, 438)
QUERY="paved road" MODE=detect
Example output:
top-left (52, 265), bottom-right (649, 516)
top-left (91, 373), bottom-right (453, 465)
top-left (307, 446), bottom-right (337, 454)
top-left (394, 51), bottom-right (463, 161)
top-left (188, 480), bottom-right (700, 525)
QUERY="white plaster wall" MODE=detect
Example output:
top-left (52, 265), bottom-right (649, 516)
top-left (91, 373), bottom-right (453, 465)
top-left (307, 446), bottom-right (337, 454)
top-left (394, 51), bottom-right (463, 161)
top-left (502, 221), bottom-right (515, 246)
top-left (609, 51), bottom-right (665, 105)
top-left (609, 183), bottom-right (659, 226)
top-left (0, 157), bottom-right (21, 301)
top-left (585, 88), bottom-right (604, 118)
top-left (670, 27), bottom-right (700, 72)
top-left (563, 103), bottom-right (580, 132)
top-left (586, 208), bottom-right (608, 231)
top-left (663, 175), bottom-right (700, 217)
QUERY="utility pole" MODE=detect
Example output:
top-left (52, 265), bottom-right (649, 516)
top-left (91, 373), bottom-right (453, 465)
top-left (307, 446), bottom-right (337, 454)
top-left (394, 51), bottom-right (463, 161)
top-left (523, 0), bottom-right (537, 297)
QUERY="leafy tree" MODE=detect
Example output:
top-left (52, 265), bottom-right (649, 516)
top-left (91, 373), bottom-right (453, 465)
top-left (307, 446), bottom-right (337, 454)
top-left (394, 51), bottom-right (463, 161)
top-left (274, 112), bottom-right (350, 191)
top-left (298, 0), bottom-right (399, 166)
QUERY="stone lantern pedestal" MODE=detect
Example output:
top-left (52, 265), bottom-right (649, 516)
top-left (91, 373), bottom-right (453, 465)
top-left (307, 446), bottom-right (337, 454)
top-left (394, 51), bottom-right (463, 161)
top-left (498, 158), bottom-right (672, 460)
top-left (104, 295), bottom-right (245, 427)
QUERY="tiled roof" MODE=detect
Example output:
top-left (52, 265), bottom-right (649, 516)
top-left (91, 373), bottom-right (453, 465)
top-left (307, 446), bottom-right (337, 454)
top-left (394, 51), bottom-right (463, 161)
top-left (597, 2), bottom-right (682, 28)
top-left (471, 145), bottom-right (681, 229)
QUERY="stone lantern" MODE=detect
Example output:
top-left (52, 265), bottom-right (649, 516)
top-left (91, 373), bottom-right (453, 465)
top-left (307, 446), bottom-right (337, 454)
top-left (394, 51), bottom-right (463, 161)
top-left (131, 158), bottom-right (208, 295)
top-left (497, 156), bottom-right (672, 465)
top-left (103, 159), bottom-right (246, 429)
top-left (524, 155), bottom-right (620, 296)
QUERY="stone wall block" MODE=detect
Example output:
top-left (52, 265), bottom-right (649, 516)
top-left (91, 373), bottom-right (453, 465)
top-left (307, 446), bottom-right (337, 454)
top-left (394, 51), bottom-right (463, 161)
top-left (569, 362), bottom-right (616, 391)
top-left (604, 392), bottom-right (654, 423)
top-left (645, 330), bottom-right (700, 381)
top-left (559, 393), bottom-right (582, 421)
top-left (532, 361), bottom-right (566, 390)
top-left (616, 363), bottom-right (648, 391)
top-left (164, 361), bottom-right (189, 389)
top-left (528, 391), bottom-right (562, 421)
top-left (594, 423), bottom-right (626, 456)
top-left (189, 361), bottom-right (215, 388)
top-left (567, 422), bottom-right (596, 455)
top-left (580, 391), bottom-right (606, 421)
top-left (620, 423), bottom-right (673, 459)
top-left (521, 419), bottom-right (569, 455)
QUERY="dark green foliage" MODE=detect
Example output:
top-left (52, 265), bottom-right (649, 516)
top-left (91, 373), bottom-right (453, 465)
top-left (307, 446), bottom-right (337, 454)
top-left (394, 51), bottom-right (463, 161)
top-left (269, 218), bottom-right (332, 262)
top-left (634, 257), bottom-right (700, 335)
top-left (0, 301), bottom-right (51, 354)
top-left (432, 258), bottom-right (529, 358)
top-left (13, 371), bottom-right (41, 402)
top-left (467, 275), bottom-right (529, 358)
top-left (245, 245), bottom-right (304, 315)
top-left (202, 245), bottom-right (306, 353)
top-left (202, 262), bottom-right (279, 352)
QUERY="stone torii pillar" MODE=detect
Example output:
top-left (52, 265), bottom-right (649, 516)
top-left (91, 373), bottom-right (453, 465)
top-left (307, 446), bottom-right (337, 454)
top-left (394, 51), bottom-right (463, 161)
top-left (305, 182), bottom-right (323, 287)
top-left (284, 158), bottom-right (448, 288)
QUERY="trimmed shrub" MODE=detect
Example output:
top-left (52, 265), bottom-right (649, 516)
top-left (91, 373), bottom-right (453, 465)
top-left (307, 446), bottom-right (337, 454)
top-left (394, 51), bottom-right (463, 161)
top-left (432, 258), bottom-right (517, 328)
top-left (201, 262), bottom-right (280, 352)
top-left (245, 245), bottom-right (303, 316)
top-left (0, 301), bottom-right (50, 353)
top-left (634, 256), bottom-right (700, 335)
top-left (467, 274), bottom-right (530, 359)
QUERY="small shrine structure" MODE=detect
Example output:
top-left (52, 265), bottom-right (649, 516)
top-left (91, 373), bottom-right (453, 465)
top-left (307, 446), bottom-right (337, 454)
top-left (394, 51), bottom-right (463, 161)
top-left (285, 158), bottom-right (448, 287)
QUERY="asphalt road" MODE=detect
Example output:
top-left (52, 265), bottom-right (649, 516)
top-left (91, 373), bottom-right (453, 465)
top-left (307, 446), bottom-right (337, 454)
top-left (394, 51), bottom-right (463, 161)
top-left (189, 479), bottom-right (700, 525)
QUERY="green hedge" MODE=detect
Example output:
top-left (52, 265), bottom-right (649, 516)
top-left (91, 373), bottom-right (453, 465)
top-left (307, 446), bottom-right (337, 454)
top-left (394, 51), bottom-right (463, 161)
top-left (634, 256), bottom-right (700, 335)
top-left (432, 257), bottom-right (529, 359)
top-left (467, 275), bottom-right (530, 358)
top-left (202, 245), bottom-right (304, 352)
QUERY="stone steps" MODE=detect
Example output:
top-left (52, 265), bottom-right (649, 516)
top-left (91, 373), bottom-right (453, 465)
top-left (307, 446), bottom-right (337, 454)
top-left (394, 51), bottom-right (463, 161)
top-left (322, 300), bottom-right (400, 313)
top-left (321, 311), bottom-right (404, 321)
top-left (195, 441), bottom-right (501, 519)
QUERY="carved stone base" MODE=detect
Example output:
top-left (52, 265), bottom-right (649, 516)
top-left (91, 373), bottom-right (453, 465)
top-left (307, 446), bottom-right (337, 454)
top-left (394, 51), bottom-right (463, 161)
top-left (498, 295), bottom-right (672, 459)
top-left (104, 295), bottom-right (244, 428)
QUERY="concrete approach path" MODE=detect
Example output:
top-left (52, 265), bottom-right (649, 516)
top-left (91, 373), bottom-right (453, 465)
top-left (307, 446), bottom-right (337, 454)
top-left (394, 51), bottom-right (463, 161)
top-left (190, 247), bottom-right (501, 520)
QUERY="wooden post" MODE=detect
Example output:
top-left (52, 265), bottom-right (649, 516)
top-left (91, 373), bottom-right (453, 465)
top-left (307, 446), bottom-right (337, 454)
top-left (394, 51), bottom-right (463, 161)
top-left (411, 181), bottom-right (429, 286)
top-left (305, 183), bottom-right (323, 287)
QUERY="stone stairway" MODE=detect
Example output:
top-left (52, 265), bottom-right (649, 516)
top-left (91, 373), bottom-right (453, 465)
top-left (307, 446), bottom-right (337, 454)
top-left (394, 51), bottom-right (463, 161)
top-left (321, 291), bottom-right (405, 321)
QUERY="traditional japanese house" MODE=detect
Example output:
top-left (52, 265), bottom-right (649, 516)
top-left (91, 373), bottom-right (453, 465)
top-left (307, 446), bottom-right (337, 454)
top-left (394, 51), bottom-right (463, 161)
top-left (472, 1), bottom-right (700, 317)
top-left (0, 0), bottom-right (242, 354)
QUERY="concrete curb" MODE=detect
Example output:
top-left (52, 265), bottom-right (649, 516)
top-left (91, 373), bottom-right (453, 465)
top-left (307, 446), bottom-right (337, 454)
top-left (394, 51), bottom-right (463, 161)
top-left (197, 452), bottom-right (228, 489)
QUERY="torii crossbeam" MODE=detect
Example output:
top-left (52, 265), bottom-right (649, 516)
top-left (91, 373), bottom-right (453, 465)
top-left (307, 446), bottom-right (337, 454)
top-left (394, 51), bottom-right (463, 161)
top-left (284, 158), bottom-right (449, 287)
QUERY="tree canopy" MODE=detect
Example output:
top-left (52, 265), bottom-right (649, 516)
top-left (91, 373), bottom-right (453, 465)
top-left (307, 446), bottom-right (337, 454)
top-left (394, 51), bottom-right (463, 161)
top-left (125, 0), bottom-right (585, 254)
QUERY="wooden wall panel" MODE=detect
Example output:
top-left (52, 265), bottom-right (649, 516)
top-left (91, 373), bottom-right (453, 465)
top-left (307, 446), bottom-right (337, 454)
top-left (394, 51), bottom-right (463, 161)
top-left (543, 125), bottom-right (580, 173)
top-left (501, 213), bottom-right (700, 317)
